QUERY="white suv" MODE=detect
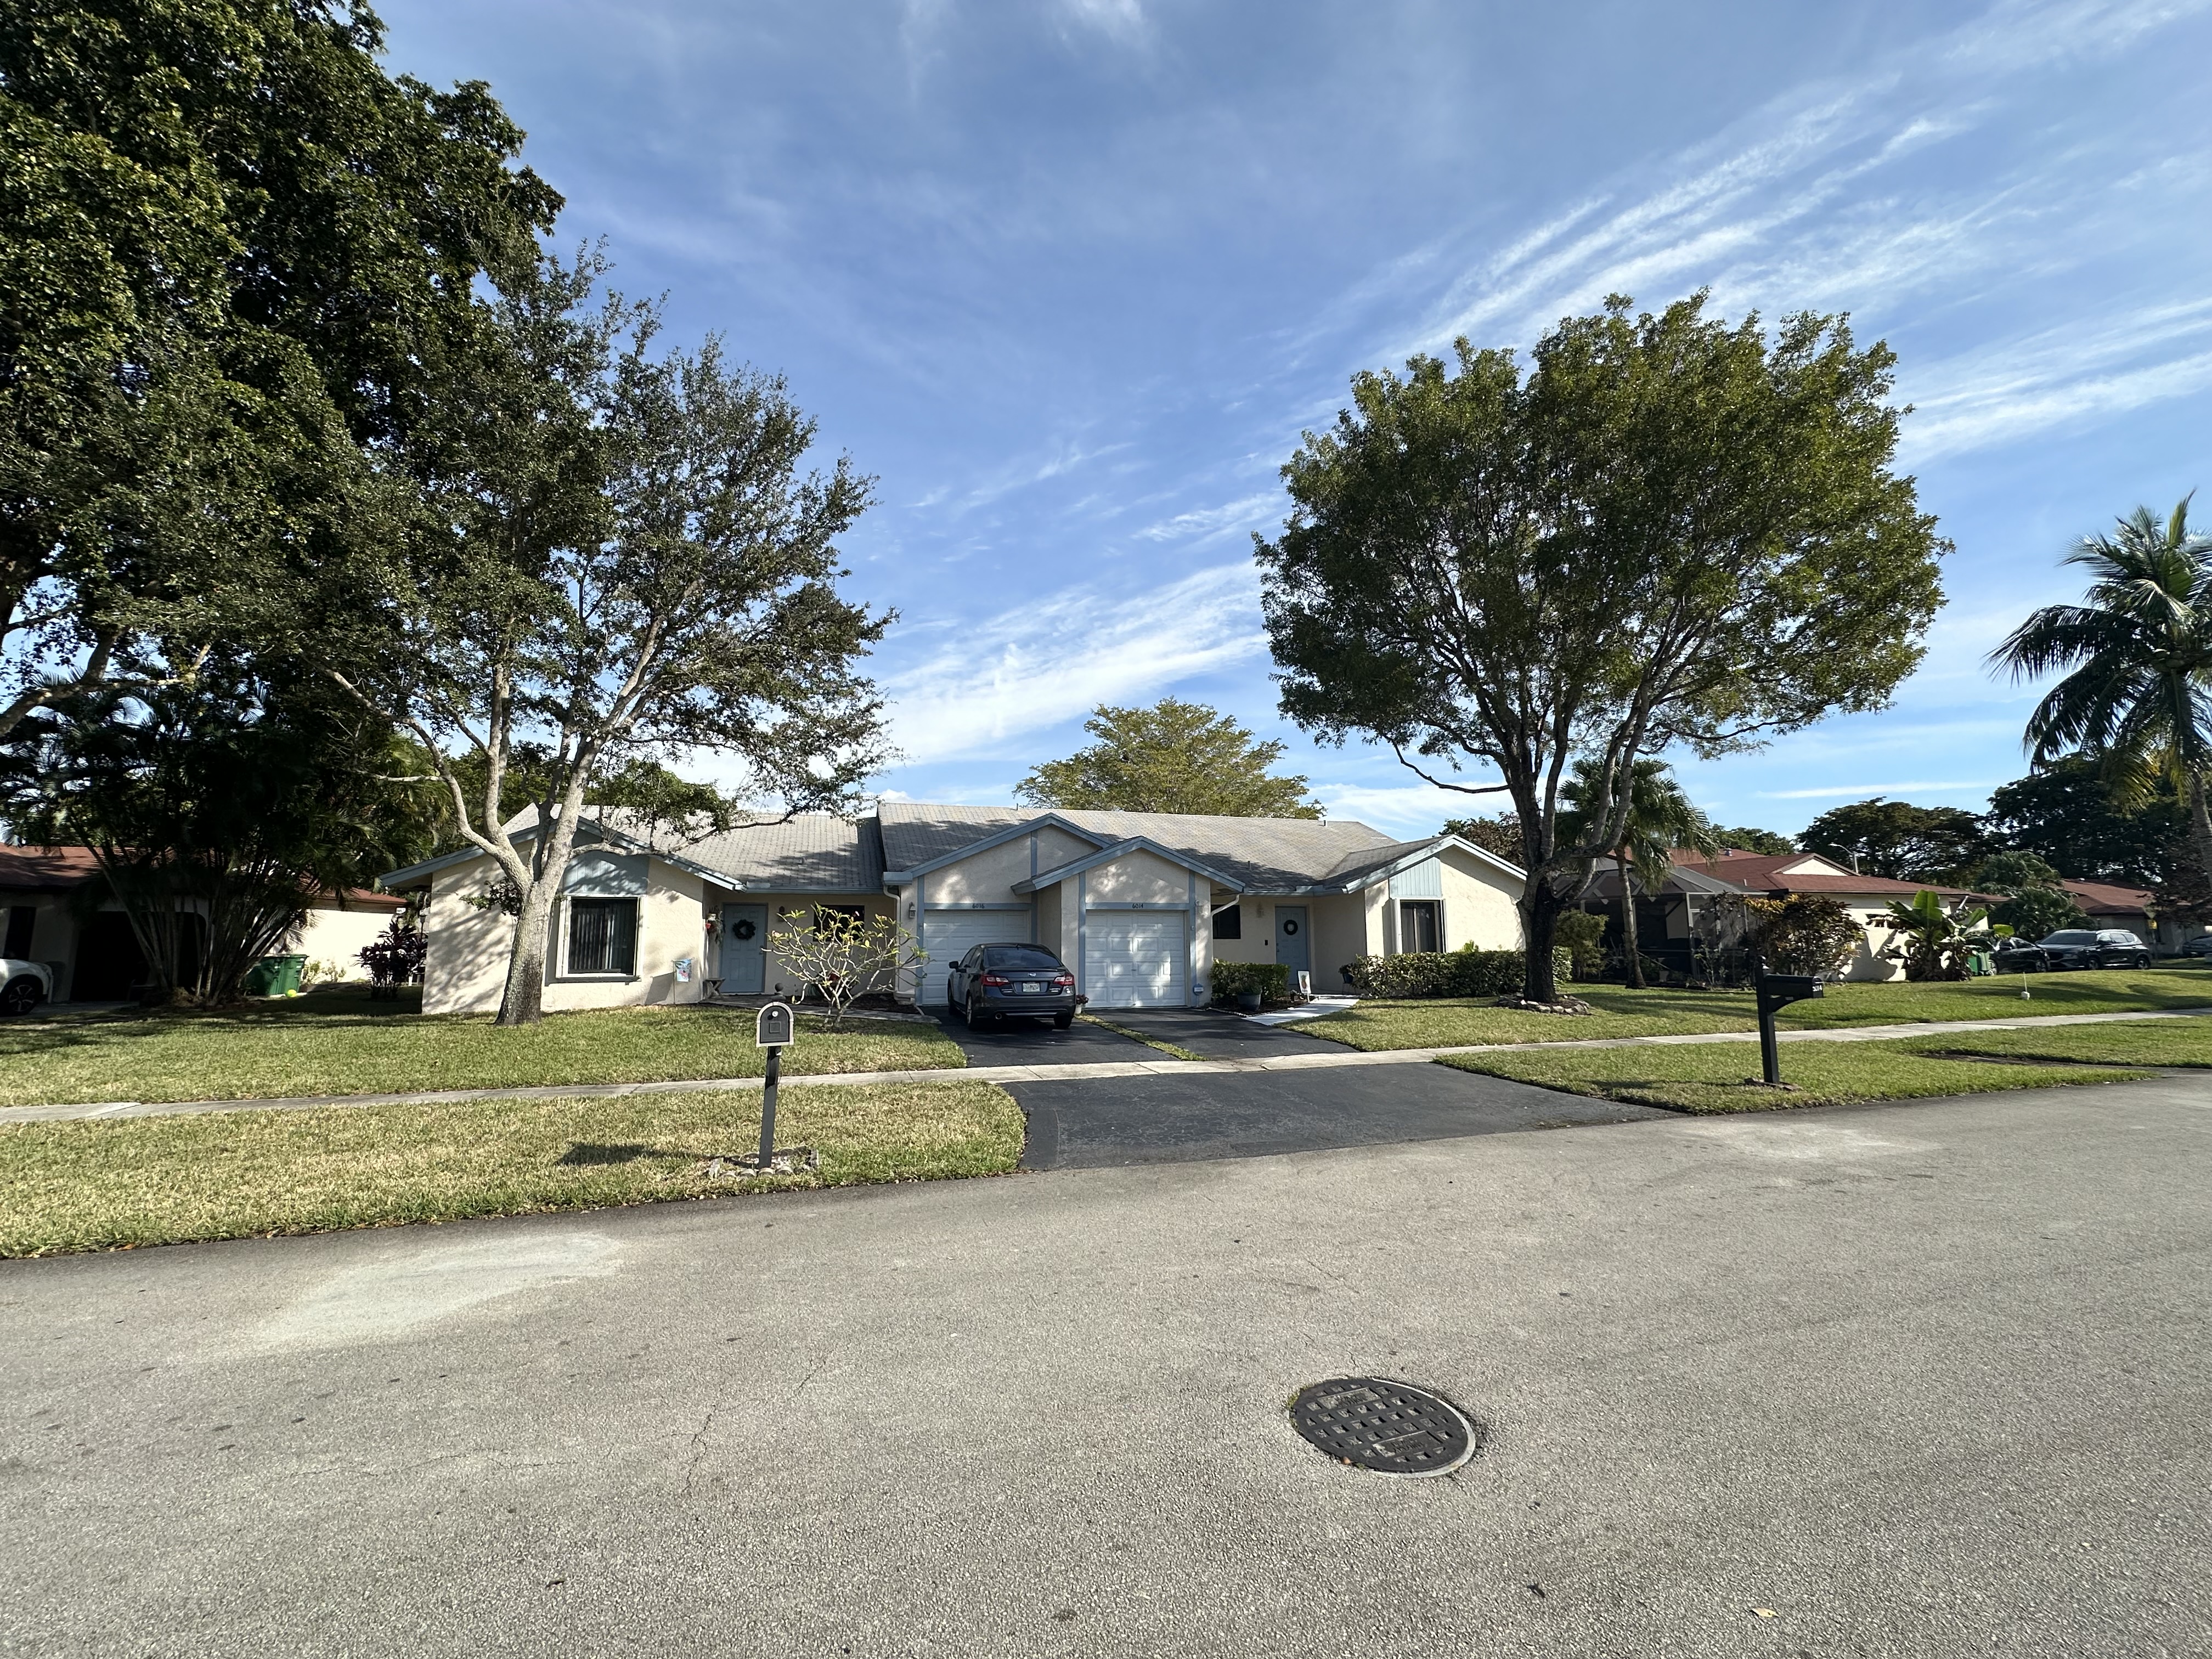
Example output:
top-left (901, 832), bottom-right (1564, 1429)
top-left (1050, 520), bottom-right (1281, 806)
top-left (1, 958), bottom-right (53, 1015)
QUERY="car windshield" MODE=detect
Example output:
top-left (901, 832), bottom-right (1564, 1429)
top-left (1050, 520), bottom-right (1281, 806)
top-left (985, 946), bottom-right (1063, 970)
top-left (2040, 932), bottom-right (2098, 947)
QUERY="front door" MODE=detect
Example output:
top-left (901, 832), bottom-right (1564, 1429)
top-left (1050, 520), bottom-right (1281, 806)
top-left (719, 903), bottom-right (768, 994)
top-left (1274, 905), bottom-right (1310, 979)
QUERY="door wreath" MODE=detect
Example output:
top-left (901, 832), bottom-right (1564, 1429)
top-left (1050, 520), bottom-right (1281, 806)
top-left (1281, 918), bottom-right (1299, 936)
top-left (732, 918), bottom-right (757, 941)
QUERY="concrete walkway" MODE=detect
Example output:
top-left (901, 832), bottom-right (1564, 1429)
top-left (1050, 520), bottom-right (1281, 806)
top-left (9, 1005), bottom-right (2208, 1125)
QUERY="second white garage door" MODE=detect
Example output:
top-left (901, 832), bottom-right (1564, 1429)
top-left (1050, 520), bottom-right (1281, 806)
top-left (1084, 912), bottom-right (1186, 1008)
top-left (920, 912), bottom-right (1030, 1008)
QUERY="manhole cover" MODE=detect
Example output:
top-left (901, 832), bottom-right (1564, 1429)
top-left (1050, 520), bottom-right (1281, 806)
top-left (1288, 1377), bottom-right (1479, 1476)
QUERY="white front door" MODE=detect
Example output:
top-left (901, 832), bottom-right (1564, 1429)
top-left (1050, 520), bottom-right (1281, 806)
top-left (1084, 913), bottom-right (1186, 1008)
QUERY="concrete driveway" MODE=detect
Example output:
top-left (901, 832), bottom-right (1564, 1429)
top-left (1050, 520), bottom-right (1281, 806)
top-left (4, 1077), bottom-right (2209, 1657)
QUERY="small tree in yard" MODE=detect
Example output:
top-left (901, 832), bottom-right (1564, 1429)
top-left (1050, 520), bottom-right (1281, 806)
top-left (768, 911), bottom-right (926, 1028)
top-left (1748, 895), bottom-right (1864, 979)
top-left (359, 918), bottom-right (427, 998)
top-left (323, 256), bottom-right (889, 1025)
top-left (1259, 293), bottom-right (1945, 1006)
top-left (1881, 890), bottom-right (1990, 981)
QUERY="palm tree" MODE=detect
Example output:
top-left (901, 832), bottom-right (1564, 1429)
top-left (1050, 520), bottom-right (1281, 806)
top-left (1993, 497), bottom-right (2212, 885)
top-left (1561, 758), bottom-right (1722, 989)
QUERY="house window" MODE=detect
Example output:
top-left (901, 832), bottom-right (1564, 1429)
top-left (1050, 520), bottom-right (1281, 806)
top-left (1214, 904), bottom-right (1242, 940)
top-left (567, 898), bottom-right (638, 976)
top-left (1401, 899), bottom-right (1441, 953)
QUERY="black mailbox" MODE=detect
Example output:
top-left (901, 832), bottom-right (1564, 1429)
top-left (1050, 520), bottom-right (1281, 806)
top-left (755, 1001), bottom-right (795, 1048)
top-left (1757, 975), bottom-right (1824, 1013)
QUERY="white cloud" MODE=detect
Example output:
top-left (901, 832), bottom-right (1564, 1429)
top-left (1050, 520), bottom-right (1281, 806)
top-left (1314, 778), bottom-right (1508, 838)
top-left (1136, 493), bottom-right (1280, 542)
top-left (881, 560), bottom-right (1267, 763)
top-left (1759, 780), bottom-right (2004, 800)
top-left (1059, 0), bottom-right (1147, 45)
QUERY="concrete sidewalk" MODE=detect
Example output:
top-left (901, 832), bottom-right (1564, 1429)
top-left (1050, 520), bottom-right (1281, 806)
top-left (7, 1004), bottom-right (2207, 1125)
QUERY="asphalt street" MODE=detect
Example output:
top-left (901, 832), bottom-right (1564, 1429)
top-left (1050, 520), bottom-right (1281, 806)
top-left (4, 1077), bottom-right (2209, 1657)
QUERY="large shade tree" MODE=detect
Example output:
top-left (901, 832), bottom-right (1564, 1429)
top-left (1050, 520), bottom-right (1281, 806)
top-left (1991, 498), bottom-right (2212, 893)
top-left (1015, 698), bottom-right (1321, 818)
top-left (1258, 294), bottom-right (1946, 1003)
top-left (1796, 797), bottom-right (1989, 881)
top-left (0, 0), bottom-right (557, 741)
top-left (321, 259), bottom-right (890, 1024)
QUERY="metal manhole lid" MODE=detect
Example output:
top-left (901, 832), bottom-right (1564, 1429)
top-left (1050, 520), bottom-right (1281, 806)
top-left (1289, 1377), bottom-right (1479, 1477)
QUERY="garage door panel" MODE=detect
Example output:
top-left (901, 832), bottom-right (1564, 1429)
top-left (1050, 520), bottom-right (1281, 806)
top-left (921, 912), bottom-right (1031, 1006)
top-left (1085, 912), bottom-right (1186, 1008)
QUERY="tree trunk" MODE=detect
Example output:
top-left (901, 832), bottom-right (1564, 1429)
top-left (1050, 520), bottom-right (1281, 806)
top-left (497, 878), bottom-right (557, 1025)
top-left (1521, 881), bottom-right (1564, 1003)
top-left (2191, 772), bottom-right (2212, 912)
top-left (1618, 851), bottom-right (1646, 990)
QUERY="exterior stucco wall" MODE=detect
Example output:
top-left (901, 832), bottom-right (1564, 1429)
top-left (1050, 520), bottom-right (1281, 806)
top-left (421, 853), bottom-right (713, 1015)
top-left (289, 902), bottom-right (404, 981)
top-left (1436, 849), bottom-right (1523, 950)
top-left (1082, 849), bottom-right (1188, 905)
top-left (755, 895), bottom-right (900, 998)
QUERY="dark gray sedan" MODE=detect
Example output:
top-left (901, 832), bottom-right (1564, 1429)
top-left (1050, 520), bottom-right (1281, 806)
top-left (946, 943), bottom-right (1077, 1029)
top-left (2033, 928), bottom-right (2152, 970)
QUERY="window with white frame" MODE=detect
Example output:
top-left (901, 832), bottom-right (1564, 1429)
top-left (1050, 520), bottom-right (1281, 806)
top-left (1400, 899), bottom-right (1441, 953)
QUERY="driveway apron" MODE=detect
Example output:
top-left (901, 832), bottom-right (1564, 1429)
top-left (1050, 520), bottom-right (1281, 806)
top-left (1013, 1062), bottom-right (1666, 1170)
top-left (1085, 1006), bottom-right (1338, 1059)
top-left (930, 1009), bottom-right (1150, 1066)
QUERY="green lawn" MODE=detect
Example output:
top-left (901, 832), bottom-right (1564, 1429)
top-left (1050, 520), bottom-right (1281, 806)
top-left (1892, 1015), bottom-right (2212, 1069)
top-left (1300, 965), bottom-right (2212, 1052)
top-left (0, 1079), bottom-right (1024, 1256)
top-left (1441, 1039), bottom-right (2146, 1115)
top-left (0, 985), bottom-right (965, 1108)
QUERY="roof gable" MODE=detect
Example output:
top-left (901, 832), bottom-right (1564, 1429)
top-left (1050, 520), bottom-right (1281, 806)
top-left (1015, 836), bottom-right (1246, 895)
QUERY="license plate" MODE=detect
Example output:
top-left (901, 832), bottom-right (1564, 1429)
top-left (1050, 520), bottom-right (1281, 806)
top-left (1019, 983), bottom-right (1042, 995)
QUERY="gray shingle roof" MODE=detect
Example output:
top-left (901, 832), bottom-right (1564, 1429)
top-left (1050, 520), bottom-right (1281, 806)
top-left (475, 802), bottom-right (1479, 896)
top-left (876, 803), bottom-right (1412, 892)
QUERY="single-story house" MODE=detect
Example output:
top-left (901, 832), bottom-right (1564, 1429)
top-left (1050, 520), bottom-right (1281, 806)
top-left (377, 803), bottom-right (1528, 1017)
top-left (0, 843), bottom-right (408, 1001)
top-left (1570, 849), bottom-right (1996, 983)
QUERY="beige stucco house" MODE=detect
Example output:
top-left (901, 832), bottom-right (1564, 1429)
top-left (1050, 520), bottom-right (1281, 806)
top-left (379, 803), bottom-right (1527, 1016)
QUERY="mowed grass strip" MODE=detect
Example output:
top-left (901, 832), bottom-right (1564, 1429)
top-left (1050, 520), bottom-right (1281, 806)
top-left (1890, 1016), bottom-right (2212, 1068)
top-left (1302, 965), bottom-right (2212, 1052)
top-left (1439, 1040), bottom-right (2145, 1114)
top-left (0, 988), bottom-right (965, 1108)
top-left (0, 1080), bottom-right (1024, 1257)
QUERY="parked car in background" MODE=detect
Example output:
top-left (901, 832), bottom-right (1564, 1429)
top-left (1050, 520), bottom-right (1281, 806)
top-left (1991, 936), bottom-right (2054, 973)
top-left (1, 957), bottom-right (53, 1015)
top-left (2033, 929), bottom-right (2153, 970)
top-left (2180, 933), bottom-right (2212, 959)
top-left (946, 943), bottom-right (1079, 1028)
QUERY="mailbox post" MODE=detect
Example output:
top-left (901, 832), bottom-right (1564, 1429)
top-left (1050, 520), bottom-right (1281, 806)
top-left (755, 1001), bottom-right (795, 1167)
top-left (1751, 953), bottom-right (1824, 1087)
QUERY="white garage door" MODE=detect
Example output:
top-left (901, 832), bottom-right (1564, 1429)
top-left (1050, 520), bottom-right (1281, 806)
top-left (919, 912), bottom-right (1030, 1007)
top-left (1084, 912), bottom-right (1186, 1008)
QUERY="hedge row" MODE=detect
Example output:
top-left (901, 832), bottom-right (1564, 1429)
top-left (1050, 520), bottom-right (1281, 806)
top-left (1340, 947), bottom-right (1574, 1000)
top-left (1209, 962), bottom-right (1293, 1004)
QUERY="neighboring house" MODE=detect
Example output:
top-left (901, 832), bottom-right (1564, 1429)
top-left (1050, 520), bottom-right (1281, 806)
top-left (378, 803), bottom-right (1528, 1016)
top-left (1585, 848), bottom-right (1993, 983)
top-left (2058, 878), bottom-right (2199, 951)
top-left (0, 844), bottom-right (406, 1001)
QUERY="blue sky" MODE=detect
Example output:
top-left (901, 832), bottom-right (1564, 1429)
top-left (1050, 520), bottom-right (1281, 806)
top-left (379, 0), bottom-right (2212, 839)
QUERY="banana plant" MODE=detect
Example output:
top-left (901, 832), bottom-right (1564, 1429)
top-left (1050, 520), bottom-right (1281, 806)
top-left (1879, 889), bottom-right (1990, 982)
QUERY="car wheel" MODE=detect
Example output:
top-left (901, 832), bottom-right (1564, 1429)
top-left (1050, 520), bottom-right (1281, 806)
top-left (1053, 1012), bottom-right (1073, 1030)
top-left (1, 975), bottom-right (42, 1017)
top-left (967, 996), bottom-right (992, 1029)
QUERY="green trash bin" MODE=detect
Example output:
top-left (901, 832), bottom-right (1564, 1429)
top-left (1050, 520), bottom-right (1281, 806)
top-left (246, 954), bottom-right (307, 996)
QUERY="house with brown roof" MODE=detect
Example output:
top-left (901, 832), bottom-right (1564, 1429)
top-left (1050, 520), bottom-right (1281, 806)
top-left (2056, 879), bottom-right (2193, 949)
top-left (0, 844), bottom-right (405, 1001)
top-left (378, 803), bottom-right (1528, 1015)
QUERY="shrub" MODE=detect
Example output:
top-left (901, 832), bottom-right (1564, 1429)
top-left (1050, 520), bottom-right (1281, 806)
top-left (358, 920), bottom-right (427, 998)
top-left (1553, 911), bottom-right (1606, 980)
top-left (1340, 946), bottom-right (1573, 999)
top-left (1748, 895), bottom-right (1863, 978)
top-left (1210, 962), bottom-right (1293, 1005)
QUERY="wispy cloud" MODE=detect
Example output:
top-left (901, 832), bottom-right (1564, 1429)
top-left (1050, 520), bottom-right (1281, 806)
top-left (1136, 492), bottom-right (1279, 542)
top-left (881, 561), bottom-right (1267, 763)
top-left (1759, 781), bottom-right (2003, 800)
